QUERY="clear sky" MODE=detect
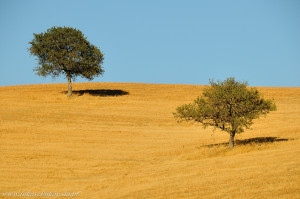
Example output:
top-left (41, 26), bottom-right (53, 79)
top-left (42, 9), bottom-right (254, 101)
top-left (0, 0), bottom-right (299, 87)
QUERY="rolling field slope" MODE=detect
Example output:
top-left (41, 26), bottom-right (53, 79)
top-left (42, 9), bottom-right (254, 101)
top-left (0, 83), bottom-right (299, 198)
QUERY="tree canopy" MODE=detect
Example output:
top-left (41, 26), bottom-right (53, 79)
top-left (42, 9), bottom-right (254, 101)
top-left (29, 26), bottom-right (104, 97)
top-left (174, 77), bottom-right (277, 148)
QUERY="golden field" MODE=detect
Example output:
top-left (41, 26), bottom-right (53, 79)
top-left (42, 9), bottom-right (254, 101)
top-left (0, 82), bottom-right (299, 198)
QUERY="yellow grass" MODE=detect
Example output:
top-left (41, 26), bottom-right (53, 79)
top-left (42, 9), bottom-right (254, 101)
top-left (0, 82), bottom-right (299, 198)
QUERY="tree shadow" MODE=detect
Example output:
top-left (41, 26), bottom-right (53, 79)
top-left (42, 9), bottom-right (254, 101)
top-left (205, 137), bottom-right (289, 148)
top-left (63, 89), bottom-right (129, 97)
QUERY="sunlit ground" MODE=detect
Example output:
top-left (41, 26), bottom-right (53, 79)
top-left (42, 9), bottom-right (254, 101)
top-left (0, 83), bottom-right (299, 198)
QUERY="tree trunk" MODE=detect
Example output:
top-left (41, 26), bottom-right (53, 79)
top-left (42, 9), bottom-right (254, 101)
top-left (229, 131), bottom-right (236, 149)
top-left (67, 75), bottom-right (72, 97)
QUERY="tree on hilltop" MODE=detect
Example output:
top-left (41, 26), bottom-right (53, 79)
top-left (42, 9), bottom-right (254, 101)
top-left (29, 26), bottom-right (104, 97)
top-left (173, 77), bottom-right (276, 149)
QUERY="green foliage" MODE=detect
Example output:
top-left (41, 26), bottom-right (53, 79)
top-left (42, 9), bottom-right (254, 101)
top-left (29, 26), bottom-right (104, 81)
top-left (174, 78), bottom-right (276, 147)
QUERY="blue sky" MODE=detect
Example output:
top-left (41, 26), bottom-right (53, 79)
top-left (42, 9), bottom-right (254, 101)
top-left (0, 0), bottom-right (299, 87)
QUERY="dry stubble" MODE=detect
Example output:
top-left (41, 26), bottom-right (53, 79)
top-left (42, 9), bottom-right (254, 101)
top-left (0, 83), bottom-right (299, 198)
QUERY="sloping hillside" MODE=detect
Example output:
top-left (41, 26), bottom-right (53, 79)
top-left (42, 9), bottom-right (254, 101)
top-left (0, 83), bottom-right (299, 198)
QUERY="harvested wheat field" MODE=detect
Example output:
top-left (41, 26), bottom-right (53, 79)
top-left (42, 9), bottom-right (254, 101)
top-left (0, 82), bottom-right (299, 198)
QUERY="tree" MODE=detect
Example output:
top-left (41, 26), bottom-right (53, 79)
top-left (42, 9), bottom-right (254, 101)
top-left (29, 26), bottom-right (104, 97)
top-left (173, 77), bottom-right (276, 149)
